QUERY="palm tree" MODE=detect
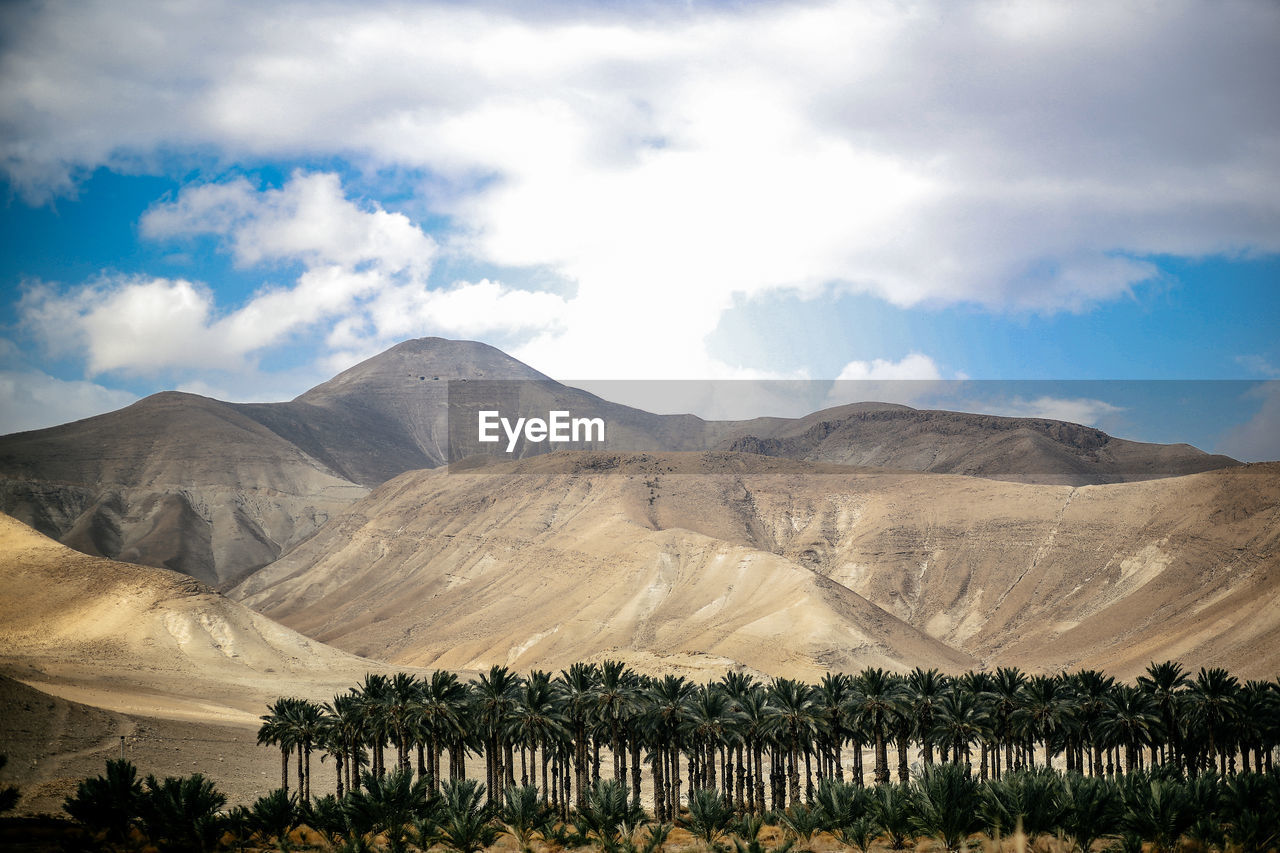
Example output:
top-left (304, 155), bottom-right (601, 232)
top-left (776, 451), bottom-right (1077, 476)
top-left (344, 767), bottom-right (438, 853)
top-left (1059, 772), bottom-right (1123, 853)
top-left (847, 668), bottom-right (906, 785)
top-left (137, 773), bottom-right (227, 853)
top-left (978, 768), bottom-right (1064, 846)
top-left (929, 691), bottom-right (991, 771)
top-left (499, 785), bottom-right (554, 853)
top-left (1120, 774), bottom-right (1195, 853)
top-left (990, 667), bottom-right (1027, 774)
top-left (323, 692), bottom-right (365, 797)
top-left (685, 787), bottom-right (735, 846)
top-left (1071, 669), bottom-right (1116, 776)
top-left (436, 778), bottom-right (498, 853)
top-left (958, 671), bottom-right (998, 778)
top-left (284, 699), bottom-right (325, 802)
top-left (63, 758), bottom-right (143, 844)
top-left (645, 674), bottom-right (693, 821)
top-left (905, 668), bottom-right (946, 767)
top-left (869, 782), bottom-right (915, 850)
top-left (558, 662), bottom-right (601, 809)
top-left (768, 677), bottom-right (818, 804)
top-left (1186, 667), bottom-right (1242, 775)
top-left (473, 664), bottom-right (523, 803)
top-left (680, 684), bottom-right (738, 794)
top-left (1098, 685), bottom-right (1162, 774)
top-left (420, 669), bottom-right (471, 786)
top-left (576, 779), bottom-right (645, 853)
top-left (250, 789), bottom-right (300, 853)
top-left (508, 671), bottom-right (567, 802)
top-left (1137, 661), bottom-right (1190, 769)
top-left (720, 671), bottom-right (759, 805)
top-left (258, 698), bottom-right (300, 795)
top-left (1013, 674), bottom-right (1075, 771)
top-left (355, 673), bottom-right (393, 779)
top-left (911, 763), bottom-right (984, 852)
top-left (735, 687), bottom-right (773, 813)
top-left (384, 672), bottom-right (423, 773)
top-left (594, 660), bottom-right (638, 786)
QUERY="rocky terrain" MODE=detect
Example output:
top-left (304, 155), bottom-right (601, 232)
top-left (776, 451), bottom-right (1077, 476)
top-left (232, 452), bottom-right (1280, 681)
top-left (0, 338), bottom-right (1242, 584)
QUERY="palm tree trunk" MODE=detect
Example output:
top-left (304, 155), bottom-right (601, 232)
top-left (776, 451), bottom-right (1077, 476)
top-left (788, 739), bottom-right (800, 806)
top-left (736, 743), bottom-right (747, 807)
top-left (805, 747), bottom-right (815, 801)
top-left (630, 734), bottom-right (642, 807)
top-left (281, 747), bottom-right (289, 793)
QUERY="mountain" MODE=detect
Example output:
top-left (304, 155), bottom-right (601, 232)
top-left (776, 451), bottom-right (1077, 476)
top-left (719, 402), bottom-right (1241, 485)
top-left (232, 452), bottom-right (977, 679)
top-left (231, 453), bottom-right (1280, 681)
top-left (0, 391), bottom-right (368, 586)
top-left (0, 337), bottom-right (1242, 584)
top-left (0, 511), bottom-right (381, 697)
top-left (0, 512), bottom-right (406, 815)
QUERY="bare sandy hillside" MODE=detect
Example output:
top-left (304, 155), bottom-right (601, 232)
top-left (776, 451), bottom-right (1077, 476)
top-left (0, 515), bottom-right (452, 815)
top-left (233, 454), bottom-right (977, 680)
top-left (0, 512), bottom-right (397, 722)
top-left (0, 338), bottom-right (1240, 586)
top-left (233, 453), bottom-right (1280, 681)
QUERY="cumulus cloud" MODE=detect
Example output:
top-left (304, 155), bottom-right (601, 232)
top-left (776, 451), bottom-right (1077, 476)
top-left (2, 0), bottom-right (1278, 379)
top-left (20, 172), bottom-right (567, 376)
top-left (0, 369), bottom-right (138, 435)
top-left (835, 353), bottom-right (942, 382)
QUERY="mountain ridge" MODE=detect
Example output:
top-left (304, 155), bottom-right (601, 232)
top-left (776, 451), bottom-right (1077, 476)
top-left (0, 337), bottom-right (1243, 583)
top-left (230, 451), bottom-right (1280, 681)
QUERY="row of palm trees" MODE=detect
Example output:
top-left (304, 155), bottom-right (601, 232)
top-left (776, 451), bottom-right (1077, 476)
top-left (258, 660), bottom-right (1279, 820)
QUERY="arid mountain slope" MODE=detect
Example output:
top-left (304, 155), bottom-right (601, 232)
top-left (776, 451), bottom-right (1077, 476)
top-left (233, 453), bottom-right (1280, 681)
top-left (0, 337), bottom-right (1243, 585)
top-left (0, 392), bottom-right (368, 585)
top-left (0, 512), bottom-right (386, 713)
top-left (233, 454), bottom-right (977, 680)
top-left (0, 515), bottom-right (413, 815)
top-left (720, 402), bottom-right (1241, 485)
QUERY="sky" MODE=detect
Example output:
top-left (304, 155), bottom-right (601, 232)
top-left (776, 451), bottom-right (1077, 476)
top-left (0, 0), bottom-right (1277, 459)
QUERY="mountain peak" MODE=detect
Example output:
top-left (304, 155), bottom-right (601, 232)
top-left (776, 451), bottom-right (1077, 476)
top-left (295, 337), bottom-right (549, 404)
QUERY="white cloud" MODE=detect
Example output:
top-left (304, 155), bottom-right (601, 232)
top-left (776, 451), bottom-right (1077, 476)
top-left (976, 395), bottom-right (1125, 427)
top-left (1236, 354), bottom-right (1280, 378)
top-left (835, 353), bottom-right (942, 382)
top-left (142, 172), bottom-right (434, 273)
top-left (0, 370), bottom-right (138, 435)
top-left (20, 173), bottom-right (566, 376)
top-left (821, 353), bottom-right (949, 407)
top-left (1217, 382), bottom-right (1280, 462)
top-left (2, 0), bottom-right (1278, 380)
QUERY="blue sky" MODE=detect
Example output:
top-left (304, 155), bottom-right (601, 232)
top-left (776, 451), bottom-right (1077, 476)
top-left (1, 0), bottom-right (1277, 459)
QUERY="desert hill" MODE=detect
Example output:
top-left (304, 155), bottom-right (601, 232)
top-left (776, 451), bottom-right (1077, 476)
top-left (0, 513), bottom-right (429, 814)
top-left (0, 337), bottom-right (1242, 585)
top-left (232, 453), bottom-right (1280, 681)
top-left (720, 402), bottom-right (1240, 485)
top-left (0, 511), bottom-right (392, 716)
top-left (232, 453), bottom-right (979, 680)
